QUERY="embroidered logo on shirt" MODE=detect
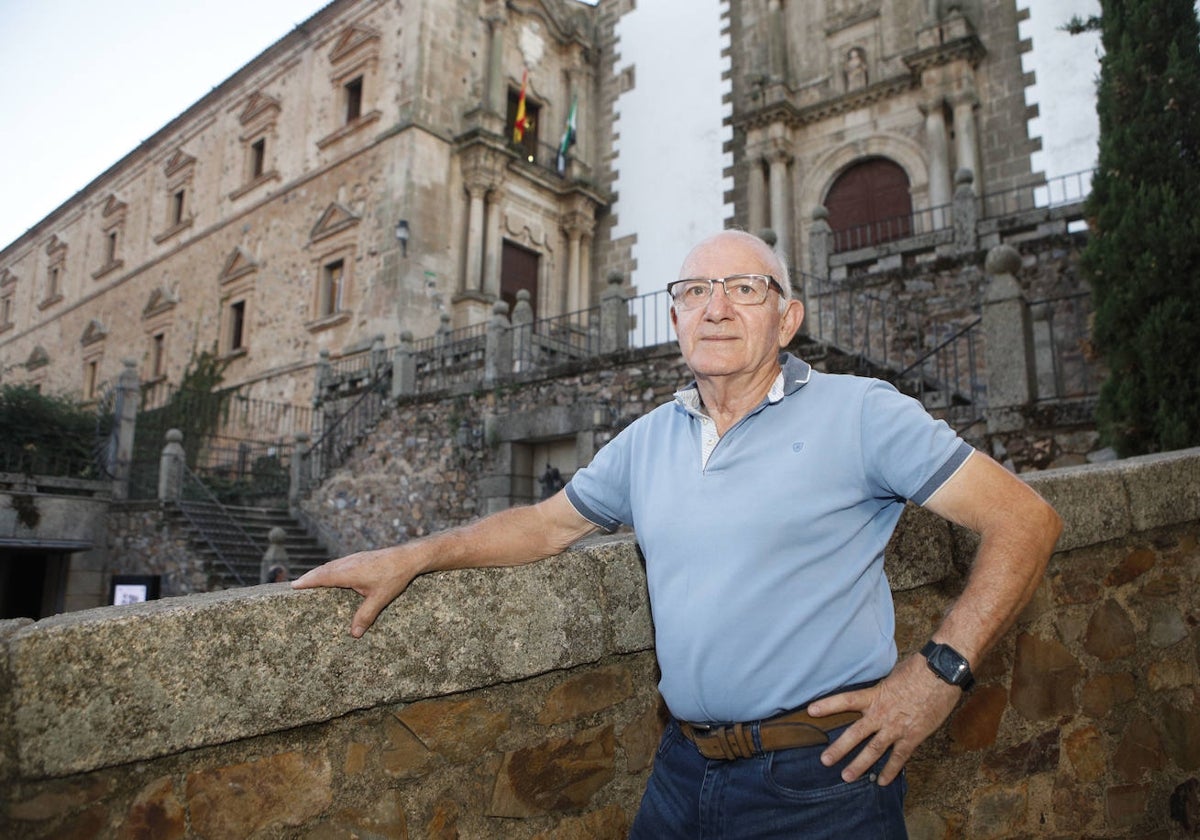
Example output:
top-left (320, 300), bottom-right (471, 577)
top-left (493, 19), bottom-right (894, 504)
top-left (792, 442), bottom-right (805, 453)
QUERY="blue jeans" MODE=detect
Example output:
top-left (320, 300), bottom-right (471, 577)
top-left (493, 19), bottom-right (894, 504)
top-left (629, 719), bottom-right (908, 839)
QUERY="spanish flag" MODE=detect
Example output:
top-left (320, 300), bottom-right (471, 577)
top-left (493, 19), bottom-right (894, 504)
top-left (513, 70), bottom-right (532, 143)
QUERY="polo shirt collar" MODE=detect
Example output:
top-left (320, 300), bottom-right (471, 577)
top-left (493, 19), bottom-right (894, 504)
top-left (674, 353), bottom-right (813, 414)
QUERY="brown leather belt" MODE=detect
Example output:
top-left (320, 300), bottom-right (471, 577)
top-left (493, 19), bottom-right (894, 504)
top-left (678, 708), bottom-right (862, 760)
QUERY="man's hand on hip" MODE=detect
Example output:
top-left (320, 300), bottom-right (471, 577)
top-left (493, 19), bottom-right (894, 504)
top-left (806, 654), bottom-right (963, 786)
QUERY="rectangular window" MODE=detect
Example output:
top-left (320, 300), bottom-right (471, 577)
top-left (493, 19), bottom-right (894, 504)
top-left (321, 259), bottom-right (344, 316)
top-left (106, 231), bottom-right (118, 263)
top-left (48, 266), bottom-right (60, 298)
top-left (344, 77), bottom-right (363, 123)
top-left (250, 139), bottom-right (266, 179)
top-left (171, 190), bottom-right (186, 225)
top-left (152, 333), bottom-right (166, 378)
top-left (85, 360), bottom-right (99, 400)
top-left (229, 300), bottom-right (246, 350)
top-left (1, 295), bottom-right (12, 326)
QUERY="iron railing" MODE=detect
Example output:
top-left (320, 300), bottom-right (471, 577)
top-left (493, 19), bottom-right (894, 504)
top-left (309, 373), bottom-right (389, 483)
top-left (1029, 291), bottom-right (1105, 401)
top-left (897, 317), bottom-right (986, 428)
top-left (177, 465), bottom-right (259, 587)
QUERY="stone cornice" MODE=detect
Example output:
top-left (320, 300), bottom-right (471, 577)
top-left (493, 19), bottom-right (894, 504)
top-left (735, 73), bottom-right (916, 133)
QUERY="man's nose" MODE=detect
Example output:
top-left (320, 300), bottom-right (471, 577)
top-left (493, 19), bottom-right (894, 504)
top-left (703, 282), bottom-right (734, 317)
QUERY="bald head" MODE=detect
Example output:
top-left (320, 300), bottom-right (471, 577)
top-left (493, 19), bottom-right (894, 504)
top-left (678, 230), bottom-right (792, 301)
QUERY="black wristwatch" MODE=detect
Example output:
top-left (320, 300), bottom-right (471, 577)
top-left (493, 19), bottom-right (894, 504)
top-left (921, 641), bottom-right (975, 691)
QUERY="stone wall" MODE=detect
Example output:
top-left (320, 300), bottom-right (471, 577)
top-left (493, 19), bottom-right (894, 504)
top-left (1, 448), bottom-right (1198, 838)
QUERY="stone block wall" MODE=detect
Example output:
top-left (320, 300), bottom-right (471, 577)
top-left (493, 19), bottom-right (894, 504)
top-left (2, 447), bottom-right (1198, 837)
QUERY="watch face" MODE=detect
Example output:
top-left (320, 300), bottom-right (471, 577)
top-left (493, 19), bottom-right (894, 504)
top-left (930, 645), bottom-right (969, 684)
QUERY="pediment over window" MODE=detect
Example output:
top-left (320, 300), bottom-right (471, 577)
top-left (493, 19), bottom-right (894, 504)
top-left (239, 92), bottom-right (282, 127)
top-left (309, 202), bottom-right (361, 243)
top-left (45, 235), bottom-right (67, 257)
top-left (0, 268), bottom-right (16, 287)
top-left (163, 149), bottom-right (197, 179)
top-left (101, 194), bottom-right (128, 220)
top-left (329, 24), bottom-right (381, 65)
top-left (26, 346), bottom-right (50, 370)
top-left (220, 247), bottom-right (259, 284)
top-left (81, 319), bottom-right (108, 346)
top-left (143, 285), bottom-right (180, 318)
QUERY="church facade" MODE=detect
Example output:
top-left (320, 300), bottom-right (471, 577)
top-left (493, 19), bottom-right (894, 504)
top-left (0, 0), bottom-right (1040, 411)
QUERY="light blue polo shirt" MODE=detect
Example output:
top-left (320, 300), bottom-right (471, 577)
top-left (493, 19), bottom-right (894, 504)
top-left (565, 354), bottom-right (973, 724)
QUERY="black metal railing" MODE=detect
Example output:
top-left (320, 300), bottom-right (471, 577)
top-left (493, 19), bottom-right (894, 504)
top-left (177, 466), bottom-right (260, 587)
top-left (832, 202), bottom-right (953, 253)
top-left (309, 374), bottom-right (389, 483)
top-left (1029, 291), bottom-right (1105, 401)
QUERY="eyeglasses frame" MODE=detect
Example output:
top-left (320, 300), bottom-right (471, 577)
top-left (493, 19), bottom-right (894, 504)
top-left (666, 273), bottom-right (786, 310)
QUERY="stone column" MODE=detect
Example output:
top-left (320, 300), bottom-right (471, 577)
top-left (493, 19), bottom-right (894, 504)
top-left (952, 169), bottom-right (978, 255)
top-left (951, 90), bottom-right (981, 196)
top-left (313, 349), bottom-right (332, 406)
top-left (767, 147), bottom-right (793, 263)
top-left (563, 216), bottom-right (587, 314)
top-left (982, 244), bottom-right (1036, 434)
top-left (600, 271), bottom-right (629, 353)
top-left (289, 432), bottom-right (311, 509)
top-left (482, 185), bottom-right (504, 299)
top-left (511, 290), bottom-right (534, 370)
top-left (808, 206), bottom-right (833, 281)
top-left (111, 359), bottom-right (140, 501)
top-left (922, 96), bottom-right (952, 220)
top-left (766, 0), bottom-right (789, 84)
top-left (483, 5), bottom-right (507, 117)
top-left (157, 429), bottom-right (185, 503)
top-left (369, 334), bottom-right (386, 380)
top-left (391, 331), bottom-right (416, 398)
top-left (463, 184), bottom-right (488, 295)
top-left (748, 155), bottom-right (767, 235)
top-left (260, 527), bottom-right (290, 584)
top-left (484, 300), bottom-right (512, 384)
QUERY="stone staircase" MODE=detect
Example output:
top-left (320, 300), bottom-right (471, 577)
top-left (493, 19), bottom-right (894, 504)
top-left (167, 502), bottom-right (331, 589)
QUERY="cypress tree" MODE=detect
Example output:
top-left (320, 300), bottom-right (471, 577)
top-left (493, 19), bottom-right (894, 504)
top-left (1080, 0), bottom-right (1200, 455)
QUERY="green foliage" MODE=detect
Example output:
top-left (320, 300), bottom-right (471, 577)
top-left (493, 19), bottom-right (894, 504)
top-left (0, 384), bottom-right (105, 477)
top-left (1080, 0), bottom-right (1200, 455)
top-left (137, 350), bottom-right (232, 469)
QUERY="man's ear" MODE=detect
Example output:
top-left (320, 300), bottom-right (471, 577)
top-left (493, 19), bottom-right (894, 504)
top-left (778, 299), bottom-right (804, 346)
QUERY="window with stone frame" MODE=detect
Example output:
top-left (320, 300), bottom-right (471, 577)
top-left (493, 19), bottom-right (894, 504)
top-left (155, 150), bottom-right (196, 244)
top-left (94, 195), bottom-right (127, 279)
top-left (316, 24), bottom-right (381, 150)
top-left (0, 290), bottom-right (13, 332)
top-left (506, 87), bottom-right (542, 164)
top-left (319, 259), bottom-right (344, 318)
top-left (232, 92), bottom-right (282, 200)
top-left (40, 237), bottom-right (67, 309)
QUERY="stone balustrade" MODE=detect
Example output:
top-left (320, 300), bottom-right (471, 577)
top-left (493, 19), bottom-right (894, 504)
top-left (2, 448), bottom-right (1199, 837)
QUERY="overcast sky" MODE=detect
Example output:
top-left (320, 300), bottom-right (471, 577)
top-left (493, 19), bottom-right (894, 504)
top-left (0, 0), bottom-right (1103, 250)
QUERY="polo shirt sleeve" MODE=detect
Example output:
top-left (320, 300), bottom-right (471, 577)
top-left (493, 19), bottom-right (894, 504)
top-left (564, 427), bottom-right (635, 533)
top-left (860, 380), bottom-right (974, 505)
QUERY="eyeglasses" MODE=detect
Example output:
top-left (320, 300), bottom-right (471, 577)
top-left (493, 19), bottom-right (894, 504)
top-left (666, 274), bottom-right (785, 310)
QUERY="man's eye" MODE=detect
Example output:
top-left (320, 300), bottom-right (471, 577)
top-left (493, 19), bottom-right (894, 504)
top-left (685, 284), bottom-right (707, 297)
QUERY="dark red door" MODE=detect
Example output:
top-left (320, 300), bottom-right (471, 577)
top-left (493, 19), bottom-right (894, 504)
top-left (825, 158), bottom-right (913, 251)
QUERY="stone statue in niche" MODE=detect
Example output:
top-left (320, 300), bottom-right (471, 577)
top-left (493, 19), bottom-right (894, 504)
top-left (845, 47), bottom-right (868, 91)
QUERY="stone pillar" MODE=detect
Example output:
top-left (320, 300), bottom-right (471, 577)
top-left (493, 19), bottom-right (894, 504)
top-left (808, 207), bottom-right (833, 281)
top-left (600, 271), bottom-right (629, 353)
top-left (483, 5), bottom-right (507, 118)
top-left (952, 169), bottom-right (978, 255)
top-left (111, 359), bottom-right (140, 501)
top-left (767, 147), bottom-right (793, 263)
top-left (289, 432), bottom-right (311, 511)
top-left (484, 300), bottom-right (512, 384)
top-left (748, 156), bottom-right (767, 236)
top-left (922, 96), bottom-right (952, 221)
top-left (482, 186), bottom-right (504, 299)
top-left (313, 349), bottom-right (332, 406)
top-left (391, 331), bottom-right (416, 398)
top-left (766, 0), bottom-right (789, 84)
top-left (463, 185), bottom-right (487, 295)
top-left (951, 90), bottom-right (982, 196)
top-left (157, 429), bottom-right (185, 503)
top-left (369, 334), bottom-right (386, 380)
top-left (982, 244), bottom-right (1036, 434)
top-left (511, 289), bottom-right (534, 370)
top-left (564, 220), bottom-right (584, 314)
top-left (260, 527), bottom-right (290, 584)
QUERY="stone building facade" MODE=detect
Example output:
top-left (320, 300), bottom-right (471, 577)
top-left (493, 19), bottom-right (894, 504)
top-left (0, 0), bottom-right (617, 408)
top-left (728, 0), bottom-right (1040, 275)
top-left (0, 0), bottom-right (1044, 417)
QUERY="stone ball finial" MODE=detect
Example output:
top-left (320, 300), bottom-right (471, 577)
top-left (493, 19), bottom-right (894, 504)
top-left (492, 299), bottom-right (509, 316)
top-left (985, 244), bottom-right (1022, 277)
top-left (516, 289), bottom-right (531, 301)
top-left (165, 429), bottom-right (184, 444)
top-left (811, 206), bottom-right (830, 221)
top-left (954, 168), bottom-right (974, 187)
top-left (268, 527), bottom-right (287, 546)
top-left (607, 269), bottom-right (624, 285)
top-left (758, 228), bottom-right (778, 246)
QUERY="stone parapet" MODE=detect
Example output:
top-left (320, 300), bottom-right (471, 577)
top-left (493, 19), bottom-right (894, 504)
top-left (0, 448), bottom-right (1198, 837)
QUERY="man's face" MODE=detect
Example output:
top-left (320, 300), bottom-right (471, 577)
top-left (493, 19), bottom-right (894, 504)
top-left (670, 233), bottom-right (804, 382)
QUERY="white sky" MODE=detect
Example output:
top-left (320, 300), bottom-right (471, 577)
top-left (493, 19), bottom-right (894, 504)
top-left (0, 0), bottom-right (1103, 251)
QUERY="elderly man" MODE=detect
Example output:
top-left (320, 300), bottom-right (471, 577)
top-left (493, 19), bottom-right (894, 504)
top-left (294, 230), bottom-right (1062, 837)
